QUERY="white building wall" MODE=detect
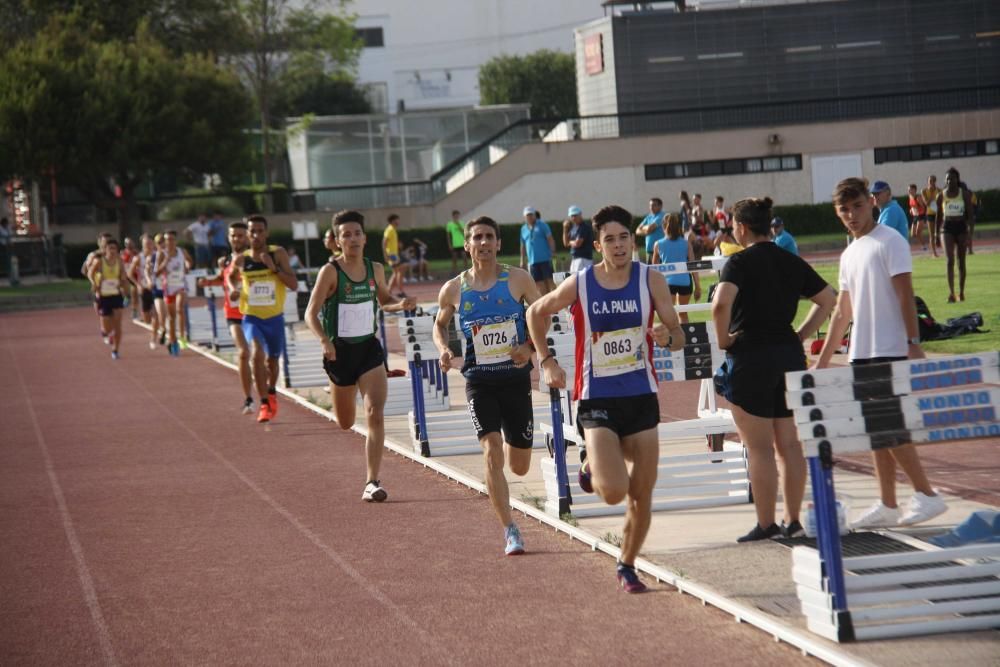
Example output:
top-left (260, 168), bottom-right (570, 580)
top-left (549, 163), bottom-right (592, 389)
top-left (351, 0), bottom-right (605, 112)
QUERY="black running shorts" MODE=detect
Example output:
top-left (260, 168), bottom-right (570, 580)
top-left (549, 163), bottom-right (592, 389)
top-left (323, 337), bottom-right (385, 387)
top-left (728, 342), bottom-right (806, 419)
top-left (97, 295), bottom-right (124, 316)
top-left (465, 373), bottom-right (534, 449)
top-left (140, 288), bottom-right (154, 313)
top-left (577, 393), bottom-right (660, 438)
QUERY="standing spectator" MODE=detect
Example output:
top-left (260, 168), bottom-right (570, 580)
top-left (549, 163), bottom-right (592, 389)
top-left (519, 206), bottom-right (556, 294)
top-left (678, 191), bottom-right (693, 232)
top-left (287, 246), bottom-right (303, 270)
top-left (770, 217), bottom-right (799, 256)
top-left (0, 217), bottom-right (14, 286)
top-left (817, 177), bottom-right (947, 528)
top-left (445, 210), bottom-right (468, 275)
top-left (936, 169), bottom-right (975, 302)
top-left (691, 193), bottom-right (710, 232)
top-left (713, 196), bottom-right (730, 229)
top-left (870, 181), bottom-right (909, 240)
top-left (907, 184), bottom-right (932, 254)
top-left (406, 238), bottom-right (429, 281)
top-left (687, 203), bottom-right (712, 259)
top-left (922, 175), bottom-right (942, 252)
top-left (185, 213), bottom-right (213, 269)
top-left (383, 214), bottom-right (407, 297)
top-left (712, 197), bottom-right (836, 541)
top-left (562, 205), bottom-right (594, 273)
top-left (651, 213), bottom-right (701, 322)
top-left (209, 210), bottom-right (229, 262)
top-left (634, 198), bottom-right (665, 263)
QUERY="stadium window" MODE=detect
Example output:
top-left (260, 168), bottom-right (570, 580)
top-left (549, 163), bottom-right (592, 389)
top-left (687, 162), bottom-right (703, 177)
top-left (886, 147), bottom-right (899, 162)
top-left (701, 161), bottom-right (723, 176)
top-left (644, 154), bottom-right (802, 181)
top-left (762, 157), bottom-right (781, 171)
top-left (966, 142), bottom-right (978, 156)
top-left (645, 164), bottom-right (666, 180)
top-left (781, 155), bottom-right (800, 170)
top-left (874, 149), bottom-right (887, 164)
top-left (723, 159), bottom-right (744, 175)
top-left (673, 164), bottom-right (687, 178)
top-left (356, 27), bottom-right (384, 48)
top-left (986, 140), bottom-right (998, 154)
top-left (746, 158), bottom-right (762, 172)
top-left (928, 144), bottom-right (941, 158)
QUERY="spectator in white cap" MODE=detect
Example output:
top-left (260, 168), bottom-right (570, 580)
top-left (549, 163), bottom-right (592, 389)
top-left (520, 206), bottom-right (556, 294)
top-left (562, 205), bottom-right (594, 273)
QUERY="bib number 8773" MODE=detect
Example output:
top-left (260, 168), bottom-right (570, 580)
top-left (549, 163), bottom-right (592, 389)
top-left (603, 339), bottom-right (632, 356)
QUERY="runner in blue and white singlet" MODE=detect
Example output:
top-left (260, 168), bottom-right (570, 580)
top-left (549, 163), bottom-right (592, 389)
top-left (527, 205), bottom-right (685, 593)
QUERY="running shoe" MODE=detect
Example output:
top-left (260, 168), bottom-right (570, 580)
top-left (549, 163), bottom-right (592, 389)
top-left (898, 491), bottom-right (947, 526)
top-left (102, 334), bottom-right (111, 346)
top-left (850, 502), bottom-right (900, 529)
top-left (736, 523), bottom-right (781, 543)
top-left (242, 397), bottom-right (254, 415)
top-left (267, 391), bottom-right (278, 418)
top-left (781, 520), bottom-right (804, 538)
top-left (179, 336), bottom-right (189, 350)
top-left (111, 350), bottom-right (120, 360)
top-left (159, 330), bottom-right (167, 345)
top-left (362, 480), bottom-right (388, 502)
top-left (578, 459), bottom-right (594, 494)
top-left (148, 340), bottom-right (157, 350)
top-left (616, 562), bottom-right (647, 593)
top-left (256, 402), bottom-right (271, 423)
top-left (504, 523), bottom-right (525, 555)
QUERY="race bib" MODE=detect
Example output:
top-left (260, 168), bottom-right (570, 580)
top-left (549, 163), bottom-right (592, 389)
top-left (100, 278), bottom-right (119, 296)
top-left (592, 327), bottom-right (644, 377)
top-left (167, 269), bottom-right (185, 289)
top-left (472, 320), bottom-right (517, 365)
top-left (247, 279), bottom-right (276, 307)
top-left (944, 200), bottom-right (964, 217)
top-left (337, 301), bottom-right (375, 338)
top-left (928, 200), bottom-right (938, 214)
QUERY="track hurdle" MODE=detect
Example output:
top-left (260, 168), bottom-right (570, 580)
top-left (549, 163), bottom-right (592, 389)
top-left (393, 314), bottom-right (454, 456)
top-left (787, 352), bottom-right (1000, 642)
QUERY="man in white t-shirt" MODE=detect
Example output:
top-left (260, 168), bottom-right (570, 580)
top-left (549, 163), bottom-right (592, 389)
top-left (815, 177), bottom-right (946, 529)
top-left (185, 213), bottom-right (213, 269)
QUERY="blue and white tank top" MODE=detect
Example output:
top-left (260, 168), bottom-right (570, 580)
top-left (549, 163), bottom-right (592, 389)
top-left (458, 265), bottom-right (530, 382)
top-left (654, 237), bottom-right (692, 287)
top-left (572, 262), bottom-right (657, 400)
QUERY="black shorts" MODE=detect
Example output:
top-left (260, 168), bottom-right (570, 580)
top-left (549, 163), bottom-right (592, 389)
top-left (943, 218), bottom-right (968, 237)
top-left (323, 337), bottom-right (385, 387)
top-left (97, 295), bottom-right (124, 316)
top-left (465, 374), bottom-right (534, 449)
top-left (226, 317), bottom-right (243, 326)
top-left (577, 393), bottom-right (660, 438)
top-left (140, 289), bottom-right (155, 313)
top-left (728, 342), bottom-right (806, 419)
top-left (668, 282), bottom-right (693, 296)
top-left (529, 261), bottom-right (554, 282)
top-left (851, 356), bottom-right (907, 366)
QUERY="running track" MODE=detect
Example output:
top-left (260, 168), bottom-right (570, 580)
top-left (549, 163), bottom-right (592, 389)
top-left (0, 308), bottom-right (807, 665)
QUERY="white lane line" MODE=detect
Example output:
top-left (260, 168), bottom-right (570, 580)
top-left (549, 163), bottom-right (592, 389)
top-left (112, 362), bottom-right (454, 665)
top-left (6, 343), bottom-right (119, 667)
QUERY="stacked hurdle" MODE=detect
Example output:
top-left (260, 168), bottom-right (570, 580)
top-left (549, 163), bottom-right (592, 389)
top-left (786, 353), bottom-right (1000, 642)
top-left (183, 270), bottom-right (233, 350)
top-left (395, 314), bottom-right (453, 456)
top-left (538, 257), bottom-right (749, 518)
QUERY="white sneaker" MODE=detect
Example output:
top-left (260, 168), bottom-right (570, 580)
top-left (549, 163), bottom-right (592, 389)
top-left (898, 491), bottom-right (947, 526)
top-left (362, 480), bottom-right (387, 503)
top-left (851, 502), bottom-right (900, 529)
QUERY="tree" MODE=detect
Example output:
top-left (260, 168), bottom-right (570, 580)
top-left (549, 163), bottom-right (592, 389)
top-left (223, 0), bottom-right (362, 204)
top-left (274, 71), bottom-right (372, 118)
top-left (0, 15), bottom-right (253, 238)
top-left (478, 50), bottom-right (578, 120)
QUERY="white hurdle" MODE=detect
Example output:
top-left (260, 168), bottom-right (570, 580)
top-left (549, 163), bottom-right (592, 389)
top-left (786, 352), bottom-right (1000, 642)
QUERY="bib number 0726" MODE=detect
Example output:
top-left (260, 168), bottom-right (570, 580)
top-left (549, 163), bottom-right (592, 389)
top-left (481, 331), bottom-right (508, 346)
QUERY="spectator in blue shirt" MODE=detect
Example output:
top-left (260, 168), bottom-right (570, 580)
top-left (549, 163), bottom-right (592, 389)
top-left (208, 209), bottom-right (229, 262)
top-left (770, 217), bottom-right (799, 256)
top-left (562, 205), bottom-right (594, 273)
top-left (634, 197), bottom-right (665, 263)
top-left (519, 206), bottom-right (556, 294)
top-left (871, 181), bottom-right (909, 240)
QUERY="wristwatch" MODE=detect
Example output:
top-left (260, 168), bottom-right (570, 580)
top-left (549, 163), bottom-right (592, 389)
top-left (907, 336), bottom-right (921, 345)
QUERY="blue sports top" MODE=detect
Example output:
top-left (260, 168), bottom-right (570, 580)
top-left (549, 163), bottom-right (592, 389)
top-left (458, 265), bottom-right (530, 382)
top-left (654, 236), bottom-right (691, 287)
top-left (571, 262), bottom-right (657, 400)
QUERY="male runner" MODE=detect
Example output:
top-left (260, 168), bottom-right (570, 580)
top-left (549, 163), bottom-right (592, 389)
top-left (83, 232), bottom-right (114, 342)
top-left (228, 215), bottom-right (298, 423)
top-left (527, 205), bottom-right (685, 592)
top-left (130, 234), bottom-right (161, 349)
top-left (199, 221), bottom-right (264, 414)
top-left (304, 210), bottom-right (414, 501)
top-left (155, 230), bottom-right (193, 356)
top-left (433, 216), bottom-right (541, 555)
top-left (87, 238), bottom-right (133, 359)
top-left (383, 213), bottom-right (407, 297)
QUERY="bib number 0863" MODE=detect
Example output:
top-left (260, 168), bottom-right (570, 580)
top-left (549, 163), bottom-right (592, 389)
top-left (603, 338), bottom-right (632, 356)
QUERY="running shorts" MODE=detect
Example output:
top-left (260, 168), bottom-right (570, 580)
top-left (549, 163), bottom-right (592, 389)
top-left (323, 337), bottom-right (385, 387)
top-left (943, 218), bottom-right (968, 237)
top-left (97, 295), bottom-right (124, 316)
top-left (529, 261), bottom-right (554, 283)
top-left (140, 288), bottom-right (154, 313)
top-left (226, 317), bottom-right (243, 326)
top-left (164, 290), bottom-right (186, 305)
top-left (242, 314), bottom-right (286, 358)
top-left (728, 342), bottom-right (806, 419)
top-left (668, 283), bottom-right (693, 297)
top-left (152, 286), bottom-right (164, 299)
top-left (465, 374), bottom-right (534, 449)
top-left (577, 393), bottom-right (660, 439)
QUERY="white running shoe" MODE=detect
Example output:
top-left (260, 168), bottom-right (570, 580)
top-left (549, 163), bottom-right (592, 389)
top-left (362, 480), bottom-right (387, 502)
top-left (149, 341), bottom-right (157, 350)
top-left (898, 491), bottom-right (947, 526)
top-left (851, 502), bottom-right (900, 529)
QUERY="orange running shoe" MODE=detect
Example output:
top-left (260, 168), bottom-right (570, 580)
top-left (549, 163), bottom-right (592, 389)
top-left (267, 392), bottom-right (278, 419)
top-left (257, 402), bottom-right (271, 423)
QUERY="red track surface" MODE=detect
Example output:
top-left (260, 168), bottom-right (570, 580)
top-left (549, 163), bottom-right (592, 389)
top-left (1, 308), bottom-right (808, 665)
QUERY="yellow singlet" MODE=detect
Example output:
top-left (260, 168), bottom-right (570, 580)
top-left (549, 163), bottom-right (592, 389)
top-left (239, 245), bottom-right (286, 319)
